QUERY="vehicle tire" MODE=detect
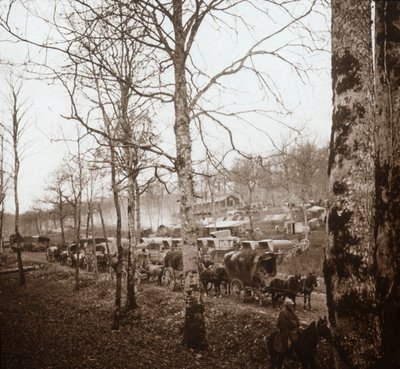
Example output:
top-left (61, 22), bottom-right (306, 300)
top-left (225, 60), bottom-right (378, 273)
top-left (161, 267), bottom-right (174, 290)
top-left (231, 279), bottom-right (246, 303)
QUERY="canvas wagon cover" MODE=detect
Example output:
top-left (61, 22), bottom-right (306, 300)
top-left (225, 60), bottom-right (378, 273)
top-left (224, 250), bottom-right (276, 287)
top-left (163, 250), bottom-right (183, 270)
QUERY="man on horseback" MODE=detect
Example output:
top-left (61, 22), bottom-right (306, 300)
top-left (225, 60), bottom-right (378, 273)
top-left (273, 298), bottom-right (306, 353)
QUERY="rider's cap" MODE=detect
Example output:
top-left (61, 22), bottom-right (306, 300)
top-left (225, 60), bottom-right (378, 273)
top-left (284, 298), bottom-right (294, 306)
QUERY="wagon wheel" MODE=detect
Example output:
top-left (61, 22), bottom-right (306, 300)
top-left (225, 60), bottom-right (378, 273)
top-left (300, 239), bottom-right (310, 251)
top-left (231, 279), bottom-right (246, 303)
top-left (178, 273), bottom-right (185, 291)
top-left (161, 267), bottom-right (175, 290)
top-left (147, 272), bottom-right (158, 283)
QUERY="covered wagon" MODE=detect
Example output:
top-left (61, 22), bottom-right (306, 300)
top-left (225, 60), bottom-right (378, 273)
top-left (224, 250), bottom-right (277, 304)
top-left (160, 250), bottom-right (184, 291)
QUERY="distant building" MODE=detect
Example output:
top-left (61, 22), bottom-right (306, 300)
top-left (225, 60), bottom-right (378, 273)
top-left (194, 194), bottom-right (241, 218)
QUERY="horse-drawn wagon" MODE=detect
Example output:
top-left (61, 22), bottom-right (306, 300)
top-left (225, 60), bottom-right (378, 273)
top-left (46, 245), bottom-right (60, 262)
top-left (160, 250), bottom-right (184, 291)
top-left (224, 249), bottom-right (278, 305)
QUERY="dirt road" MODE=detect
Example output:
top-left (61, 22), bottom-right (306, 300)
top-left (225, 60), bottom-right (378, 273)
top-left (0, 260), bottom-right (331, 369)
top-left (21, 251), bottom-right (48, 264)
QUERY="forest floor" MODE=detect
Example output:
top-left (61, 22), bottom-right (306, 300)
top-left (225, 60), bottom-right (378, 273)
top-left (0, 252), bottom-right (333, 369)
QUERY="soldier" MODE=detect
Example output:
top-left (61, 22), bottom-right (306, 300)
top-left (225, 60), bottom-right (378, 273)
top-left (137, 247), bottom-right (150, 269)
top-left (273, 298), bottom-right (306, 353)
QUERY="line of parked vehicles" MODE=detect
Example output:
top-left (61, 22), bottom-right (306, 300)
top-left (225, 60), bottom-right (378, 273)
top-left (6, 235), bottom-right (51, 253)
top-left (7, 231), bottom-right (314, 309)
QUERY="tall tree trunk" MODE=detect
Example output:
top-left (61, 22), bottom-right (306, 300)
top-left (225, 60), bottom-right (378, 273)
top-left (173, 0), bottom-right (206, 351)
top-left (12, 105), bottom-right (25, 287)
top-left (85, 208), bottom-right (90, 238)
top-left (325, 1), bottom-right (380, 368)
top-left (126, 175), bottom-right (138, 310)
top-left (74, 139), bottom-right (83, 292)
top-left (135, 185), bottom-right (141, 245)
top-left (90, 206), bottom-right (98, 279)
top-left (60, 217), bottom-right (65, 245)
top-left (93, 63), bottom-right (123, 329)
top-left (110, 144), bottom-right (123, 330)
top-left (98, 203), bottom-right (111, 275)
top-left (74, 200), bottom-right (81, 291)
top-left (374, 3), bottom-right (400, 367)
top-left (59, 193), bottom-right (66, 245)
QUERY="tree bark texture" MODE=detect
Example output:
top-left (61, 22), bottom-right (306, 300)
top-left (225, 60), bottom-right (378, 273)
top-left (73, 200), bottom-right (80, 291)
top-left (173, 0), bottom-right (207, 351)
top-left (56, 182), bottom-right (66, 245)
top-left (98, 203), bottom-right (111, 275)
top-left (12, 92), bottom-right (25, 287)
top-left (126, 175), bottom-right (138, 310)
top-left (374, 3), bottom-right (400, 367)
top-left (325, 1), bottom-right (380, 368)
top-left (90, 207), bottom-right (98, 279)
top-left (74, 141), bottom-right (83, 292)
top-left (109, 139), bottom-right (123, 331)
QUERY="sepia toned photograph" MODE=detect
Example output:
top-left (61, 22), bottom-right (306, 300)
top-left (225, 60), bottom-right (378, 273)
top-left (0, 1), bottom-right (398, 369)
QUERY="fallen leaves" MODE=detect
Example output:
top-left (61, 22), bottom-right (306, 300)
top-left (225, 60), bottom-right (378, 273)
top-left (0, 261), bottom-right (330, 369)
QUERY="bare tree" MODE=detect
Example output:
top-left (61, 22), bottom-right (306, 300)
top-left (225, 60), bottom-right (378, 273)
top-left (85, 165), bottom-right (102, 279)
top-left (196, 163), bottom-right (223, 231)
top-left (113, 0), bottom-right (322, 348)
top-left (57, 2), bottom-right (166, 319)
top-left (44, 167), bottom-right (71, 245)
top-left (228, 156), bottom-right (263, 236)
top-left (1, 0), bottom-right (327, 346)
top-left (61, 138), bottom-right (86, 291)
top-left (3, 78), bottom-right (28, 285)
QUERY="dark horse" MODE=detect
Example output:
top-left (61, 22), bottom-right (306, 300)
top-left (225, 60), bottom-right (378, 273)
top-left (267, 316), bottom-right (331, 369)
top-left (200, 265), bottom-right (230, 296)
top-left (269, 275), bottom-right (301, 308)
top-left (300, 272), bottom-right (318, 310)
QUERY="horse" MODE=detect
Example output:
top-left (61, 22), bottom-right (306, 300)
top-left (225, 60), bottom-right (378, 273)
top-left (300, 272), bottom-right (318, 310)
top-left (267, 316), bottom-right (331, 369)
top-left (200, 265), bottom-right (230, 296)
top-left (46, 246), bottom-right (60, 262)
top-left (269, 274), bottom-right (301, 308)
top-left (145, 263), bottom-right (163, 283)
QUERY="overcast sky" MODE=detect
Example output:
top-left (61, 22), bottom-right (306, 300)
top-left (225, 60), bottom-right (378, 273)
top-left (0, 0), bottom-right (332, 213)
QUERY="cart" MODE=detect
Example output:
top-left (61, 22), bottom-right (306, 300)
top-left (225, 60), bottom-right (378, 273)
top-left (224, 250), bottom-right (277, 305)
top-left (160, 250), bottom-right (184, 291)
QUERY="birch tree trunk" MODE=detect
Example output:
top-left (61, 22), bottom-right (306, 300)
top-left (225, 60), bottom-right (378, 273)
top-left (12, 89), bottom-right (25, 287)
top-left (173, 0), bottom-right (206, 351)
top-left (90, 206), bottom-right (98, 279)
top-left (109, 145), bottom-right (123, 330)
top-left (74, 139), bottom-right (83, 292)
top-left (325, 1), bottom-right (381, 368)
top-left (126, 174), bottom-right (138, 310)
top-left (98, 203), bottom-right (111, 275)
top-left (60, 200), bottom-right (66, 246)
top-left (374, 3), bottom-right (400, 367)
top-left (85, 208), bottom-right (90, 238)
